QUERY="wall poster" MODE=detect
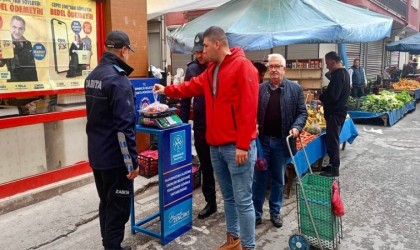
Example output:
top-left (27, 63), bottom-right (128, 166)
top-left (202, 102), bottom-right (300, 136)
top-left (0, 0), bottom-right (98, 93)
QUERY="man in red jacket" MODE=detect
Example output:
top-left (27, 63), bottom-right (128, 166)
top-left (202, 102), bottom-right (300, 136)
top-left (154, 26), bottom-right (259, 250)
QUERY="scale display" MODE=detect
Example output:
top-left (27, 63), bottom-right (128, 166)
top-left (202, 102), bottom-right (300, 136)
top-left (140, 114), bottom-right (183, 129)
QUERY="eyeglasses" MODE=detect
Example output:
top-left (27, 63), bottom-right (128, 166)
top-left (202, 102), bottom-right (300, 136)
top-left (268, 65), bottom-right (284, 70)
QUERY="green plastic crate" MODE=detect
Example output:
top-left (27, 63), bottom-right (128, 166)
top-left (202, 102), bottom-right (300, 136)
top-left (297, 174), bottom-right (340, 243)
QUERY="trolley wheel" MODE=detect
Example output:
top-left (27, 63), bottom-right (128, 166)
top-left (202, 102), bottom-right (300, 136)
top-left (289, 234), bottom-right (310, 250)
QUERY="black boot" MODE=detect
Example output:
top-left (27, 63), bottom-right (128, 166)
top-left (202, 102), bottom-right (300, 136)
top-left (320, 165), bottom-right (339, 177)
top-left (198, 202), bottom-right (217, 219)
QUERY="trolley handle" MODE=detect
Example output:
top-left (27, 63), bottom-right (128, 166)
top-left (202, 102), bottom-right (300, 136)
top-left (286, 134), bottom-right (313, 181)
top-left (287, 134), bottom-right (324, 250)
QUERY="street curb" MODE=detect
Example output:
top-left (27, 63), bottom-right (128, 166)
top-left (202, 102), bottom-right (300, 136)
top-left (0, 173), bottom-right (160, 215)
top-left (0, 173), bottom-right (94, 215)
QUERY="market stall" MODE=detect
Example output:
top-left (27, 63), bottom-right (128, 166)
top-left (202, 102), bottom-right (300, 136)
top-left (348, 102), bottom-right (415, 126)
top-left (168, 0), bottom-right (393, 53)
top-left (386, 32), bottom-right (420, 54)
top-left (347, 90), bottom-right (415, 126)
top-left (288, 118), bottom-right (359, 177)
top-left (391, 78), bottom-right (420, 102)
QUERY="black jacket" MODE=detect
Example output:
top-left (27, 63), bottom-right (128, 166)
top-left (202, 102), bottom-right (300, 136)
top-left (320, 68), bottom-right (350, 118)
top-left (258, 79), bottom-right (307, 155)
top-left (85, 52), bottom-right (138, 171)
top-left (179, 59), bottom-right (207, 129)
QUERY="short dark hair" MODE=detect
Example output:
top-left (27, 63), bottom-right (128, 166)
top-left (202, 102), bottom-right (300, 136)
top-left (325, 51), bottom-right (341, 63)
top-left (203, 26), bottom-right (228, 45)
top-left (253, 62), bottom-right (267, 74)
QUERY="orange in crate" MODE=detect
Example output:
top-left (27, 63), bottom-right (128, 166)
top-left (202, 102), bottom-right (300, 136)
top-left (138, 150), bottom-right (158, 178)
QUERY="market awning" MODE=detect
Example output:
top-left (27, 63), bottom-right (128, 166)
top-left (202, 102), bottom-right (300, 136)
top-left (168, 0), bottom-right (393, 54)
top-left (385, 33), bottom-right (420, 54)
top-left (147, 0), bottom-right (229, 20)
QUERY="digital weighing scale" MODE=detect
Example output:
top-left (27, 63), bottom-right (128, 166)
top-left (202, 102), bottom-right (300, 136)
top-left (138, 107), bottom-right (183, 129)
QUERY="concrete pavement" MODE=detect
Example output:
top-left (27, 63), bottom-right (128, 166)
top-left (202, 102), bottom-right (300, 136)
top-left (0, 107), bottom-right (419, 250)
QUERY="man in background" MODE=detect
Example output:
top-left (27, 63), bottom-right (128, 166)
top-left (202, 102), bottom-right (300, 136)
top-left (348, 58), bottom-right (367, 97)
top-left (319, 51), bottom-right (350, 177)
top-left (253, 53), bottom-right (307, 228)
top-left (0, 15), bottom-right (38, 82)
top-left (179, 32), bottom-right (217, 220)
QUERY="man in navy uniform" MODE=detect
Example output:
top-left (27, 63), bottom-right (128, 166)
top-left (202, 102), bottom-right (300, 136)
top-left (85, 30), bottom-right (139, 250)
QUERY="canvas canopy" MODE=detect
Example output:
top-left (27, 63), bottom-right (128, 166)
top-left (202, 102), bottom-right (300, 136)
top-left (147, 0), bottom-right (229, 20)
top-left (385, 33), bottom-right (420, 54)
top-left (168, 0), bottom-right (393, 54)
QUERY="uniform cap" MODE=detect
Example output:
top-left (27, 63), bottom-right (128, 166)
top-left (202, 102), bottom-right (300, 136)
top-left (192, 32), bottom-right (204, 52)
top-left (105, 30), bottom-right (135, 52)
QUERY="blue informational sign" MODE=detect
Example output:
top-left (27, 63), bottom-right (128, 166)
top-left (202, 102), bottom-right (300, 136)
top-left (133, 123), bottom-right (192, 245)
top-left (163, 198), bottom-right (192, 237)
top-left (161, 125), bottom-right (192, 243)
top-left (163, 165), bottom-right (192, 207)
top-left (170, 130), bottom-right (186, 165)
top-left (130, 78), bottom-right (160, 121)
top-left (160, 126), bottom-right (192, 173)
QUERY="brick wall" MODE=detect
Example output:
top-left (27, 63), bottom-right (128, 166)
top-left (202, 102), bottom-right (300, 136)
top-left (104, 0), bottom-right (148, 77)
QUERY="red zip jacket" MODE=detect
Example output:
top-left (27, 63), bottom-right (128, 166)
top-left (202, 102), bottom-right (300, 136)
top-left (165, 47), bottom-right (258, 150)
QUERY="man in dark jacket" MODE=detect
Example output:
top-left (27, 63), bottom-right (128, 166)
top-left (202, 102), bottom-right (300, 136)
top-left (253, 53), bottom-right (307, 228)
top-left (319, 51), bottom-right (350, 177)
top-left (179, 32), bottom-right (217, 219)
top-left (85, 31), bottom-right (139, 250)
top-left (348, 58), bottom-right (367, 97)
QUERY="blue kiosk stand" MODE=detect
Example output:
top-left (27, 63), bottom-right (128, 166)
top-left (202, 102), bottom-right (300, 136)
top-left (131, 123), bottom-right (193, 245)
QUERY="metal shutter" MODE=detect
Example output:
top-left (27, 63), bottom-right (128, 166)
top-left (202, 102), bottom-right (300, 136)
top-left (286, 44), bottom-right (319, 60)
top-left (386, 51), bottom-right (400, 67)
top-left (245, 49), bottom-right (272, 62)
top-left (244, 46), bottom-right (286, 62)
top-left (346, 43), bottom-right (362, 68)
top-left (363, 40), bottom-right (384, 80)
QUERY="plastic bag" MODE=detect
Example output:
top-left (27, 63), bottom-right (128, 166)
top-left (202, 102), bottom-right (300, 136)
top-left (149, 65), bottom-right (163, 79)
top-left (143, 102), bottom-right (168, 113)
top-left (306, 120), bottom-right (321, 135)
top-left (254, 138), bottom-right (267, 171)
top-left (331, 180), bottom-right (345, 217)
top-left (173, 68), bottom-right (185, 84)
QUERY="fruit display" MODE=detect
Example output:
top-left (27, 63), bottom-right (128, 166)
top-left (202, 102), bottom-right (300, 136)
top-left (304, 106), bottom-right (326, 133)
top-left (392, 78), bottom-right (420, 90)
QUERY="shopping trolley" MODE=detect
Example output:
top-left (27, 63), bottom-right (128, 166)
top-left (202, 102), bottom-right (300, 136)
top-left (286, 135), bottom-right (342, 250)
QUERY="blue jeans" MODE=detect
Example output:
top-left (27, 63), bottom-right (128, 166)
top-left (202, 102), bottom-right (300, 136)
top-left (252, 136), bottom-right (287, 219)
top-left (210, 140), bottom-right (256, 249)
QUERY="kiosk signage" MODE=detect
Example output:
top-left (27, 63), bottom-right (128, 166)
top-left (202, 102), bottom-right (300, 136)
top-left (132, 123), bottom-right (193, 245)
top-left (130, 78), bottom-right (159, 121)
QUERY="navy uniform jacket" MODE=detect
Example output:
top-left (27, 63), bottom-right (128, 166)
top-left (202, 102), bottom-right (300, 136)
top-left (179, 59), bottom-right (207, 129)
top-left (85, 52), bottom-right (138, 171)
